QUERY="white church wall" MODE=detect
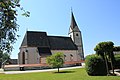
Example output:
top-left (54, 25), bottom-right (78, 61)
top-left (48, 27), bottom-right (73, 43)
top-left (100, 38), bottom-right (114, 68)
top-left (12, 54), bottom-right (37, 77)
top-left (114, 51), bottom-right (120, 54)
top-left (69, 28), bottom-right (74, 42)
top-left (19, 47), bottom-right (40, 64)
top-left (51, 50), bottom-right (80, 62)
top-left (40, 57), bottom-right (46, 63)
top-left (19, 48), bottom-right (81, 64)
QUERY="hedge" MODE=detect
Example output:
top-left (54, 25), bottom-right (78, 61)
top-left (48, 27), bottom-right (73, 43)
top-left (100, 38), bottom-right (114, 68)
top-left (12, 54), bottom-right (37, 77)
top-left (85, 54), bottom-right (107, 76)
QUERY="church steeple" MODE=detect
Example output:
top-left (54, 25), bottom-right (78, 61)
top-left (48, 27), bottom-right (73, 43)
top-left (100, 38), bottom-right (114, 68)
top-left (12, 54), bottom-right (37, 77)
top-left (68, 10), bottom-right (84, 60)
top-left (69, 11), bottom-right (80, 33)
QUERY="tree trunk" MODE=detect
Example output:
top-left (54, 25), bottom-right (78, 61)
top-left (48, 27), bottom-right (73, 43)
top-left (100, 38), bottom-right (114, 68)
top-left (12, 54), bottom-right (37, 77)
top-left (58, 67), bottom-right (59, 73)
top-left (109, 52), bottom-right (115, 75)
top-left (104, 52), bottom-right (109, 75)
top-left (110, 58), bottom-right (114, 74)
top-left (0, 62), bottom-right (2, 68)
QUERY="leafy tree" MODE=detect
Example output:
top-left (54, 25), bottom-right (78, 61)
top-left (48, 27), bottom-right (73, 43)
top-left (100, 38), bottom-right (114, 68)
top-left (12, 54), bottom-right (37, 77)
top-left (0, 51), bottom-right (10, 68)
top-left (46, 52), bottom-right (64, 73)
top-left (0, 0), bottom-right (29, 67)
top-left (94, 41), bottom-right (115, 75)
top-left (113, 46), bottom-right (120, 51)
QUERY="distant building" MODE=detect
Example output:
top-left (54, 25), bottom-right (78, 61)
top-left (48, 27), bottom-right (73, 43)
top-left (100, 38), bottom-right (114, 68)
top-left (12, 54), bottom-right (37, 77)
top-left (8, 59), bottom-right (18, 64)
top-left (114, 51), bottom-right (120, 55)
top-left (18, 11), bottom-right (84, 65)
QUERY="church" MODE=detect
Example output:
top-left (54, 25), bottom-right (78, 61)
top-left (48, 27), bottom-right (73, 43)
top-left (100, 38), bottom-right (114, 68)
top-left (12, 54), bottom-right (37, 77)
top-left (18, 11), bottom-right (84, 65)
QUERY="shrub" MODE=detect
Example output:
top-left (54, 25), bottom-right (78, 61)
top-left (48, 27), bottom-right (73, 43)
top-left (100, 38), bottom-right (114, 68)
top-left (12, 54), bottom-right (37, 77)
top-left (114, 54), bottom-right (120, 69)
top-left (85, 54), bottom-right (107, 76)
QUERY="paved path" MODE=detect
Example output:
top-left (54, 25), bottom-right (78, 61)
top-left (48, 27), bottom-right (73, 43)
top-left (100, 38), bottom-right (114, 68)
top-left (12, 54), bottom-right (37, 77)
top-left (4, 66), bottom-right (84, 74)
top-left (110, 69), bottom-right (120, 76)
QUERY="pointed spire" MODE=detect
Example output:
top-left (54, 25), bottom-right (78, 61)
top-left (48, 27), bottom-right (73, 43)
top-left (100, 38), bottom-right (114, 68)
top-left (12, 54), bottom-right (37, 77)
top-left (70, 9), bottom-right (80, 32)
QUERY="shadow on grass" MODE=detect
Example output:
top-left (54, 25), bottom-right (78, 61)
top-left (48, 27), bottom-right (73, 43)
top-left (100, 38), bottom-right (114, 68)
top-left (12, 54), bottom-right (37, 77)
top-left (53, 70), bottom-right (75, 74)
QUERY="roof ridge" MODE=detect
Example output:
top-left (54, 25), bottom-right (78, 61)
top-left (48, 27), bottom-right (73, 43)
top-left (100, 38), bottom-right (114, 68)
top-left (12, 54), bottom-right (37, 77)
top-left (48, 35), bottom-right (70, 38)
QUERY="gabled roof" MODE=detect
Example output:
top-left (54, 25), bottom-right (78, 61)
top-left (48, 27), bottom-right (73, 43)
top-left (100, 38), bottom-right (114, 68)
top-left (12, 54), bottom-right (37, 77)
top-left (21, 31), bottom-right (78, 50)
top-left (21, 31), bottom-right (50, 47)
top-left (70, 11), bottom-right (80, 32)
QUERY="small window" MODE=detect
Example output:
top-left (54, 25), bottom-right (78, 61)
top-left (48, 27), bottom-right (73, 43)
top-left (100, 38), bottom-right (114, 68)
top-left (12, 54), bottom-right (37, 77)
top-left (70, 54), bottom-right (73, 61)
top-left (76, 33), bottom-right (78, 36)
top-left (26, 50), bottom-right (28, 52)
top-left (70, 54), bottom-right (73, 57)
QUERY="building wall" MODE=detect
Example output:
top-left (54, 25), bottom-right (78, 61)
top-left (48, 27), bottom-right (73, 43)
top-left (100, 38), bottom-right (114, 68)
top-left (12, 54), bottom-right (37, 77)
top-left (69, 28), bottom-right (84, 60)
top-left (51, 50), bottom-right (81, 62)
top-left (19, 47), bottom-right (81, 64)
top-left (114, 51), bottom-right (120, 54)
top-left (19, 47), bottom-right (40, 64)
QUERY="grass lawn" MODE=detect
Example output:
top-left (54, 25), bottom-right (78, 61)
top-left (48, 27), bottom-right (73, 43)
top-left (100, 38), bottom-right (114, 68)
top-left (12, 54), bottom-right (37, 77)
top-left (0, 68), bottom-right (120, 80)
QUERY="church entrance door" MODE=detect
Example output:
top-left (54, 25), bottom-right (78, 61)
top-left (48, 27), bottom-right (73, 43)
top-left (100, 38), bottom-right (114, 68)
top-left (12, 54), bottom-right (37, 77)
top-left (22, 52), bottom-right (25, 64)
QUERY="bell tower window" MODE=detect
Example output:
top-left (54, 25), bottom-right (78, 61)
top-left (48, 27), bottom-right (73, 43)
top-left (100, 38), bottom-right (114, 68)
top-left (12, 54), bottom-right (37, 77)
top-left (76, 33), bottom-right (78, 36)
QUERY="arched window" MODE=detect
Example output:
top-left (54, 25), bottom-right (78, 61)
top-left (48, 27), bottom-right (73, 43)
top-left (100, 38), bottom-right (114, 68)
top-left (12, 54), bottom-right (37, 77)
top-left (70, 54), bottom-right (73, 61)
top-left (22, 52), bottom-right (25, 64)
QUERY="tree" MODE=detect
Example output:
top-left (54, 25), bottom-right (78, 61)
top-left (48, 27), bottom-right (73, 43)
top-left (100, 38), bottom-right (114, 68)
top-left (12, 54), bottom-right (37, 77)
top-left (113, 46), bottom-right (120, 51)
top-left (0, 0), bottom-right (29, 67)
top-left (94, 41), bottom-right (115, 75)
top-left (0, 51), bottom-right (10, 68)
top-left (46, 52), bottom-right (64, 73)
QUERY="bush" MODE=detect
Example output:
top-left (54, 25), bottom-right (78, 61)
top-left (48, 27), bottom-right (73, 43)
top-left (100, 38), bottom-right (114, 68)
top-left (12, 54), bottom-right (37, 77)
top-left (85, 54), bottom-right (107, 76)
top-left (114, 54), bottom-right (120, 69)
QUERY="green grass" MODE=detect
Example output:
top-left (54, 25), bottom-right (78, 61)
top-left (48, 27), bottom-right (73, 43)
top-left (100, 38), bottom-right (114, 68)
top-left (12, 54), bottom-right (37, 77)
top-left (0, 68), bottom-right (120, 80)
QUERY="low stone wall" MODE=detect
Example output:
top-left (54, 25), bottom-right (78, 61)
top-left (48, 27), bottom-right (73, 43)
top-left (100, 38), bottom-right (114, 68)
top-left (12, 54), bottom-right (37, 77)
top-left (4, 67), bottom-right (20, 71)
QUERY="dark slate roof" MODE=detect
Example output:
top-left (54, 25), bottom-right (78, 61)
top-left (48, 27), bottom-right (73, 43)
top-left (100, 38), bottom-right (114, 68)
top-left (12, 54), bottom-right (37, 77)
top-left (70, 11), bottom-right (80, 32)
top-left (21, 31), bottom-right (50, 47)
top-left (21, 33), bottom-right (27, 47)
top-left (37, 47), bottom-right (52, 56)
top-left (21, 31), bottom-right (78, 50)
top-left (48, 36), bottom-right (77, 50)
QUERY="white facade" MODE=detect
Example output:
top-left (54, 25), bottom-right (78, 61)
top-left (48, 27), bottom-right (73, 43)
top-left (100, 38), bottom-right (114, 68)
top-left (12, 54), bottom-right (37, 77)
top-left (18, 47), bottom-right (81, 64)
top-left (51, 50), bottom-right (80, 61)
top-left (19, 47), bottom-right (39, 64)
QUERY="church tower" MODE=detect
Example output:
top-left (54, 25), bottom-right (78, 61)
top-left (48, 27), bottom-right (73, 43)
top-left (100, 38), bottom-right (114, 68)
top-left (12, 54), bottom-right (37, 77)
top-left (68, 11), bottom-right (84, 60)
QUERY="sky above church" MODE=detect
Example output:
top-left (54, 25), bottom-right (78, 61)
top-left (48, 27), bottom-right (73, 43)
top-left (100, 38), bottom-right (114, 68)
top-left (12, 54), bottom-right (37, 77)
top-left (11, 0), bottom-right (120, 58)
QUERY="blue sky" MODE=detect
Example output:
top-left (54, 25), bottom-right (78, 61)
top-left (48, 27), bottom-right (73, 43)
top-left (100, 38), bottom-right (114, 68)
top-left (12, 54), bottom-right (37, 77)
top-left (11, 0), bottom-right (120, 59)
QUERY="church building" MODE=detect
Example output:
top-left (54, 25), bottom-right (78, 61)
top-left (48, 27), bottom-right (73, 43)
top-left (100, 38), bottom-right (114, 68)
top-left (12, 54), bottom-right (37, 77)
top-left (18, 11), bottom-right (84, 65)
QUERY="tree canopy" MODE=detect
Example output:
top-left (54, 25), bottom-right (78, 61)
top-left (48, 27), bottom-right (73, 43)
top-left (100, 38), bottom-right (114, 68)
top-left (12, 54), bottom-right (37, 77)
top-left (46, 52), bottom-right (64, 73)
top-left (94, 41), bottom-right (115, 75)
top-left (0, 0), bottom-right (29, 65)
